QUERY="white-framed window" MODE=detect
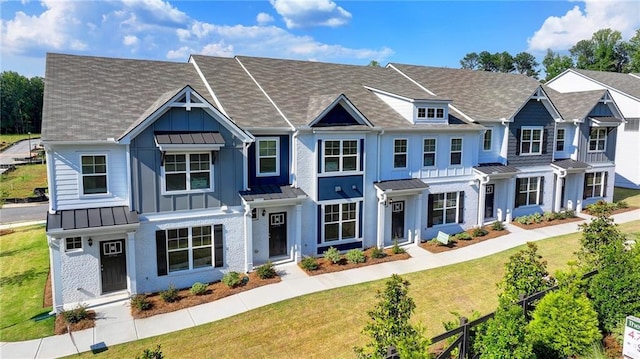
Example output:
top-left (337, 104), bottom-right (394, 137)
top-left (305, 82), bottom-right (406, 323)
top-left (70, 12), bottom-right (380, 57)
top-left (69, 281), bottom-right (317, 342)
top-left (588, 128), bottom-right (607, 152)
top-left (483, 130), bottom-right (492, 151)
top-left (323, 140), bottom-right (359, 172)
top-left (429, 192), bottom-right (463, 226)
top-left (416, 106), bottom-right (445, 120)
top-left (81, 154), bottom-right (108, 195)
top-left (393, 139), bottom-right (407, 168)
top-left (65, 237), bottom-right (82, 252)
top-left (450, 138), bottom-right (462, 165)
top-left (584, 172), bottom-right (606, 199)
top-left (166, 226), bottom-right (212, 273)
top-left (423, 138), bottom-right (436, 167)
top-left (163, 152), bottom-right (212, 193)
top-left (256, 138), bottom-right (279, 176)
top-left (556, 128), bottom-right (565, 152)
top-left (516, 177), bottom-right (542, 207)
top-left (323, 202), bottom-right (358, 242)
top-left (520, 127), bottom-right (543, 155)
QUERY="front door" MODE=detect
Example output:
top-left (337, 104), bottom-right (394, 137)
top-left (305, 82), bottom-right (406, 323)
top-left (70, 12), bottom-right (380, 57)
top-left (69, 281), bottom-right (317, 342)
top-left (560, 177), bottom-right (566, 209)
top-left (269, 212), bottom-right (287, 257)
top-left (100, 239), bottom-right (127, 293)
top-left (484, 184), bottom-right (495, 219)
top-left (391, 201), bottom-right (405, 240)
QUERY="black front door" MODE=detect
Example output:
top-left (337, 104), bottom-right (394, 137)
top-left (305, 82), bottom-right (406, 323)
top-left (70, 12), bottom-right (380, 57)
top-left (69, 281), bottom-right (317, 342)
top-left (484, 184), bottom-right (495, 219)
top-left (269, 212), bottom-right (287, 257)
top-left (560, 177), bottom-right (566, 209)
top-left (100, 239), bottom-right (127, 293)
top-left (391, 201), bottom-right (405, 240)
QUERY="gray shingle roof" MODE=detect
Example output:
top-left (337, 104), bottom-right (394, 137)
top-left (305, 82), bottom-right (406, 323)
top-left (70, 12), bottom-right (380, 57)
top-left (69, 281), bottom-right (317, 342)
top-left (47, 206), bottom-right (139, 232)
top-left (543, 87), bottom-right (607, 121)
top-left (42, 53), bottom-right (215, 141)
top-left (374, 178), bottom-right (429, 192)
top-left (572, 69), bottom-right (640, 100)
top-left (389, 64), bottom-right (542, 122)
top-left (239, 185), bottom-right (307, 202)
top-left (551, 159), bottom-right (590, 171)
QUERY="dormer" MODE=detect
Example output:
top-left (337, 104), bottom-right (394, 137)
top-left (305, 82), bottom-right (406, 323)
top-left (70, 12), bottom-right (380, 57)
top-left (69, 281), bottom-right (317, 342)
top-left (414, 102), bottom-right (448, 124)
top-left (366, 86), bottom-right (451, 125)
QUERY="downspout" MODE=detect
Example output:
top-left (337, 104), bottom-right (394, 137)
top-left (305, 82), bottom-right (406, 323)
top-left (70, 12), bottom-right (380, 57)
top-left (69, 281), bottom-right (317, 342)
top-left (291, 130), bottom-right (299, 187)
top-left (500, 119), bottom-right (509, 165)
top-left (242, 141), bottom-right (250, 190)
top-left (243, 202), bottom-right (253, 272)
top-left (44, 146), bottom-right (56, 213)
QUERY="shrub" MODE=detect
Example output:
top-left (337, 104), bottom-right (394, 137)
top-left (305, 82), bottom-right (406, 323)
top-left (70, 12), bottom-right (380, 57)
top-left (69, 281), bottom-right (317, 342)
top-left (222, 271), bottom-right (244, 288)
top-left (131, 294), bottom-right (152, 311)
top-left (61, 304), bottom-right (89, 324)
top-left (616, 200), bottom-right (628, 209)
top-left (491, 220), bottom-right (505, 231)
top-left (190, 282), bottom-right (208, 296)
top-left (256, 261), bottom-right (277, 279)
top-left (345, 249), bottom-right (366, 264)
top-left (454, 232), bottom-right (472, 241)
top-left (585, 200), bottom-right (617, 217)
top-left (498, 243), bottom-right (552, 303)
top-left (578, 215), bottom-right (626, 268)
top-left (300, 256), bottom-right (319, 271)
top-left (542, 211), bottom-right (556, 222)
top-left (515, 215), bottom-right (532, 225)
top-left (370, 246), bottom-right (386, 259)
top-left (136, 345), bottom-right (164, 359)
top-left (391, 238), bottom-right (405, 254)
top-left (323, 246), bottom-right (342, 264)
top-left (159, 284), bottom-right (179, 303)
top-left (531, 212), bottom-right (543, 223)
top-left (471, 227), bottom-right (488, 237)
top-left (474, 304), bottom-right (534, 359)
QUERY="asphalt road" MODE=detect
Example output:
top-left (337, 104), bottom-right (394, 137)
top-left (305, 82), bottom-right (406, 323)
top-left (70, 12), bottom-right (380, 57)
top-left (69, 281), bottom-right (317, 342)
top-left (0, 138), bottom-right (42, 166)
top-left (0, 202), bottom-right (49, 224)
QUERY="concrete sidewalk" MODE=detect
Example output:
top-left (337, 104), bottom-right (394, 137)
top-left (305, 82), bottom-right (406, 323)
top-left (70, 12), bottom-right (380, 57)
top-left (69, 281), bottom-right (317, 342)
top-left (2, 209), bottom-right (638, 358)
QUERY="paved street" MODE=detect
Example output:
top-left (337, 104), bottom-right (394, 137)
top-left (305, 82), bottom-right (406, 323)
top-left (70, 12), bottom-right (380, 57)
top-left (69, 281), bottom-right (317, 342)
top-left (0, 203), bottom-right (49, 225)
top-left (0, 138), bottom-right (43, 166)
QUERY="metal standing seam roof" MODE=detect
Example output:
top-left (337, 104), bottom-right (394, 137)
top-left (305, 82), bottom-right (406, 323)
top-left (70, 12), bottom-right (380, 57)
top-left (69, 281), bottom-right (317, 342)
top-left (551, 159), bottom-right (590, 171)
top-left (572, 69), bottom-right (640, 100)
top-left (154, 132), bottom-right (225, 145)
top-left (374, 178), bottom-right (429, 192)
top-left (47, 206), bottom-right (139, 232)
top-left (239, 185), bottom-right (308, 202)
top-left (473, 164), bottom-right (520, 175)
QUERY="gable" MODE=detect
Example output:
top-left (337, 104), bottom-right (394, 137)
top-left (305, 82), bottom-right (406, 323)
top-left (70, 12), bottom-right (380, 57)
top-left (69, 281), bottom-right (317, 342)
top-left (313, 104), bottom-right (361, 127)
top-left (589, 103), bottom-right (614, 117)
top-left (308, 94), bottom-right (372, 128)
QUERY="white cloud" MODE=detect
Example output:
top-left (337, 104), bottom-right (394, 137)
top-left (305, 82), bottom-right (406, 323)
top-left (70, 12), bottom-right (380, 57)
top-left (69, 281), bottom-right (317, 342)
top-left (123, 34), bottom-right (139, 46)
top-left (270, 0), bottom-right (352, 29)
top-left (528, 0), bottom-right (640, 52)
top-left (256, 12), bottom-right (274, 25)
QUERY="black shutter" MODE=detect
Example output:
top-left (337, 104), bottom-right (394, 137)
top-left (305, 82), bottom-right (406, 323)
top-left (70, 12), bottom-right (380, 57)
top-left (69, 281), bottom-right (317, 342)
top-left (515, 128), bottom-right (521, 155)
top-left (427, 194), bottom-right (434, 228)
top-left (317, 139), bottom-right (322, 174)
top-left (317, 205), bottom-right (322, 244)
top-left (603, 172), bottom-right (608, 197)
top-left (458, 191), bottom-right (465, 224)
top-left (156, 230), bottom-right (167, 276)
top-left (213, 224), bottom-right (224, 268)
top-left (358, 201), bottom-right (363, 237)
top-left (539, 177), bottom-right (544, 205)
top-left (583, 174), bottom-right (589, 200)
top-left (515, 178), bottom-right (521, 207)
top-left (542, 129), bottom-right (549, 154)
top-left (359, 139), bottom-right (365, 171)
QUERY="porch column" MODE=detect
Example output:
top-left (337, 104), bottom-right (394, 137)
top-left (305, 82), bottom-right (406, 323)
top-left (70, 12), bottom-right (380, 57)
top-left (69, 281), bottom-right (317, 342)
top-left (414, 193), bottom-right (424, 244)
top-left (243, 205), bottom-right (254, 272)
top-left (126, 231), bottom-right (137, 295)
top-left (294, 204), bottom-right (302, 262)
top-left (376, 193), bottom-right (386, 248)
top-left (477, 182), bottom-right (486, 227)
top-left (506, 177), bottom-right (516, 223)
top-left (48, 237), bottom-right (64, 313)
top-left (554, 174), bottom-right (563, 212)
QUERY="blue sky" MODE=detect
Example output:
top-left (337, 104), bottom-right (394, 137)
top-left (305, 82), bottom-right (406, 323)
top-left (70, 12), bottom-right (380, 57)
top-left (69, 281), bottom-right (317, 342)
top-left (1, 0), bottom-right (639, 77)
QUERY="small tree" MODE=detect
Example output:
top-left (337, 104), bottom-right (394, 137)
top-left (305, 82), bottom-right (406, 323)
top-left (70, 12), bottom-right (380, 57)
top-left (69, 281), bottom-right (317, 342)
top-left (354, 274), bottom-right (431, 359)
top-left (474, 304), bottom-right (534, 359)
top-left (577, 214), bottom-right (626, 269)
top-left (498, 242), bottom-right (553, 304)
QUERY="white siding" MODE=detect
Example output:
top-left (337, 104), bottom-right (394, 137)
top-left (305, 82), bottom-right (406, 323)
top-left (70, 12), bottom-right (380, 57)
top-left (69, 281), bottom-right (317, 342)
top-left (373, 92), bottom-right (414, 123)
top-left (478, 125), bottom-right (504, 164)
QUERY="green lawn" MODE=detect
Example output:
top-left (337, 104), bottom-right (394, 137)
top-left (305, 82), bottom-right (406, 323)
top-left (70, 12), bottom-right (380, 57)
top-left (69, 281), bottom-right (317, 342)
top-left (0, 163), bottom-right (48, 199)
top-left (614, 187), bottom-right (640, 207)
top-left (67, 221), bottom-right (640, 359)
top-left (0, 224), bottom-right (54, 341)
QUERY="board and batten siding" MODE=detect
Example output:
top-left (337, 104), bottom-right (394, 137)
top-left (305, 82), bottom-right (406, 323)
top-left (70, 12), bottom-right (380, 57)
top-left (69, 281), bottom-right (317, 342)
top-left (50, 144), bottom-right (129, 210)
top-left (129, 107), bottom-right (244, 214)
top-left (507, 100), bottom-right (555, 167)
top-left (578, 121), bottom-right (617, 163)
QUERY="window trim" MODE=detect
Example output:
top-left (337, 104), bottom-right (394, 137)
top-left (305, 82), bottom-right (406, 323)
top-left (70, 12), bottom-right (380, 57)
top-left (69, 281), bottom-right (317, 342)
top-left (430, 192), bottom-right (463, 226)
top-left (256, 137), bottom-right (280, 177)
top-left (520, 126), bottom-right (543, 156)
top-left (393, 138), bottom-right (408, 169)
top-left (588, 128), bottom-right (607, 153)
top-left (161, 151), bottom-right (214, 195)
top-left (422, 138), bottom-right (437, 167)
top-left (516, 177), bottom-right (542, 207)
top-left (450, 138), bottom-right (463, 166)
top-left (65, 237), bottom-right (83, 252)
top-left (165, 226), bottom-right (214, 273)
top-left (79, 153), bottom-right (109, 197)
top-left (483, 129), bottom-right (492, 151)
top-left (321, 201), bottom-right (359, 243)
top-left (322, 139), bottom-right (361, 174)
top-left (584, 172), bottom-right (606, 199)
top-left (416, 106), bottom-right (446, 121)
top-left (556, 128), bottom-right (565, 152)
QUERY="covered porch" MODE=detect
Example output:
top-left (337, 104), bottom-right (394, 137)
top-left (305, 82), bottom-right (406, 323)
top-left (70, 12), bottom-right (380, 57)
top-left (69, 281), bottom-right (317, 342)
top-left (473, 164), bottom-right (520, 225)
top-left (374, 179), bottom-right (429, 247)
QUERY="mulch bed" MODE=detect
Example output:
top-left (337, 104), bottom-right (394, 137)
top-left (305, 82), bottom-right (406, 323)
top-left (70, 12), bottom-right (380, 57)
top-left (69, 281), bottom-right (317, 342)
top-left (132, 272), bottom-right (281, 319)
top-left (299, 247), bottom-right (411, 276)
top-left (419, 227), bottom-right (510, 253)
top-left (54, 310), bottom-right (96, 335)
top-left (511, 216), bottom-right (583, 230)
top-left (582, 206), bottom-right (638, 216)
top-left (0, 229), bottom-right (15, 236)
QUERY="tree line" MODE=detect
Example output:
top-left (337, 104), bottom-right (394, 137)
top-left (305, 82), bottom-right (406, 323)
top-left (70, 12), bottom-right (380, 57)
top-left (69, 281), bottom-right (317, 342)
top-left (1, 71), bottom-right (44, 134)
top-left (460, 28), bottom-right (640, 81)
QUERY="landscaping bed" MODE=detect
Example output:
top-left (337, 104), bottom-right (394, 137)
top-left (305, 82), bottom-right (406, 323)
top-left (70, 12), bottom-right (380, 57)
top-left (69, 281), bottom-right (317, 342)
top-left (299, 247), bottom-right (410, 276)
top-left (511, 210), bottom-right (582, 230)
top-left (511, 216), bottom-right (583, 229)
top-left (131, 272), bottom-right (281, 319)
top-left (54, 310), bottom-right (96, 335)
top-left (419, 226), bottom-right (510, 253)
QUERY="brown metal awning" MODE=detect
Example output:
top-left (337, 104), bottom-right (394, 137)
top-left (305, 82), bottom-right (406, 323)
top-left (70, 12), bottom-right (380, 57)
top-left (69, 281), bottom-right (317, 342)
top-left (374, 179), bottom-right (429, 194)
top-left (47, 206), bottom-right (139, 233)
top-left (240, 185), bottom-right (308, 203)
top-left (551, 159), bottom-right (590, 172)
top-left (154, 131), bottom-right (225, 151)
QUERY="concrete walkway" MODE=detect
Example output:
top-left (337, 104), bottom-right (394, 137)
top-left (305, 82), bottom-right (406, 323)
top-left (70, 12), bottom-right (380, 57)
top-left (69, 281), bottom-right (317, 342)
top-left (2, 210), bottom-right (639, 358)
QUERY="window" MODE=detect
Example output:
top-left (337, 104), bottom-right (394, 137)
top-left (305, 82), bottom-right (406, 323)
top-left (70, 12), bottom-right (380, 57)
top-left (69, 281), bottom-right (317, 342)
top-left (520, 127), bottom-right (543, 155)
top-left (516, 177), bottom-right (543, 207)
top-left (556, 129), bottom-right (565, 152)
top-left (81, 155), bottom-right (107, 195)
top-left (256, 138), bottom-right (279, 176)
top-left (323, 202), bottom-right (357, 242)
top-left (450, 138), bottom-right (462, 165)
top-left (166, 226), bottom-right (212, 273)
top-left (417, 106), bottom-right (445, 120)
top-left (588, 128), bottom-right (607, 152)
top-left (324, 140), bottom-right (358, 172)
top-left (423, 138), bottom-right (436, 167)
top-left (483, 130), bottom-right (492, 151)
top-left (584, 172), bottom-right (607, 199)
top-left (625, 119), bottom-right (639, 132)
top-left (393, 139), bottom-right (407, 168)
top-left (65, 237), bottom-right (82, 252)
top-left (164, 153), bottom-right (212, 192)
top-left (429, 192), bottom-right (464, 226)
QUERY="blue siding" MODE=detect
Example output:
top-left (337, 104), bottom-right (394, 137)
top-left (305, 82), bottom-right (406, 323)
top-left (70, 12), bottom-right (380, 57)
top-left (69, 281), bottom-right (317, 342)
top-left (318, 175), bottom-right (364, 200)
top-left (317, 241), bottom-right (362, 255)
top-left (507, 100), bottom-right (555, 167)
top-left (248, 135), bottom-right (290, 186)
top-left (312, 104), bottom-right (359, 127)
top-left (589, 103), bottom-right (613, 117)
